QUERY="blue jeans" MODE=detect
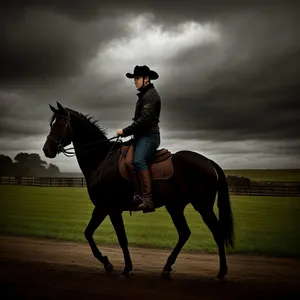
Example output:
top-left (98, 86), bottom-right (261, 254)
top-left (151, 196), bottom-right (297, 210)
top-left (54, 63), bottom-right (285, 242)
top-left (133, 133), bottom-right (160, 172)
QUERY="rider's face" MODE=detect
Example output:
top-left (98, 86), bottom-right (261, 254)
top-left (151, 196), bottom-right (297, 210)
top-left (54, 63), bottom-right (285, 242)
top-left (134, 76), bottom-right (149, 89)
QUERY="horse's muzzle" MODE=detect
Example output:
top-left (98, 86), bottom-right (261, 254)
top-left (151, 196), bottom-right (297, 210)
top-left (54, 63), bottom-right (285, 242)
top-left (43, 146), bottom-right (56, 158)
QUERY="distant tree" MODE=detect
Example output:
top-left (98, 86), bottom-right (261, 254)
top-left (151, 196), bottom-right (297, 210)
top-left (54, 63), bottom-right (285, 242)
top-left (28, 153), bottom-right (48, 176)
top-left (48, 163), bottom-right (60, 177)
top-left (0, 154), bottom-right (13, 176)
top-left (13, 152), bottom-right (30, 176)
top-left (226, 175), bottom-right (252, 187)
top-left (29, 153), bottom-right (48, 167)
top-left (14, 152), bottom-right (30, 165)
top-left (0, 152), bottom-right (61, 177)
top-left (13, 152), bottom-right (49, 176)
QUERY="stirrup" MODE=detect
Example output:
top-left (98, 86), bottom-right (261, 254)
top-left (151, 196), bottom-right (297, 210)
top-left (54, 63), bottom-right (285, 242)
top-left (132, 194), bottom-right (143, 208)
top-left (138, 201), bottom-right (155, 213)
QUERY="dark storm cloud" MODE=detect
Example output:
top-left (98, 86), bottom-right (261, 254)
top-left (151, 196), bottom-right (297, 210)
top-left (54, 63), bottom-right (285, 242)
top-left (1, 0), bottom-right (300, 169)
top-left (158, 8), bottom-right (300, 144)
top-left (10, 1), bottom-right (299, 19)
top-left (1, 0), bottom-right (298, 84)
top-left (0, 117), bottom-right (46, 138)
top-left (0, 4), bottom-right (129, 85)
top-left (166, 138), bottom-right (300, 157)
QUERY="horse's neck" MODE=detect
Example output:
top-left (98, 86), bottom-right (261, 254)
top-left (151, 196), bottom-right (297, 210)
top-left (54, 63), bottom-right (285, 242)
top-left (72, 124), bottom-right (109, 178)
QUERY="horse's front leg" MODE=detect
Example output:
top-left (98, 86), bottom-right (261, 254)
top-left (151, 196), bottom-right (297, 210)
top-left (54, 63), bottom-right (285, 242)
top-left (109, 212), bottom-right (133, 276)
top-left (84, 206), bottom-right (113, 273)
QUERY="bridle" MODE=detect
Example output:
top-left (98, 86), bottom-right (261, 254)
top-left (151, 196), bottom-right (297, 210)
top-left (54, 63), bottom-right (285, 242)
top-left (46, 111), bottom-right (122, 184)
top-left (46, 111), bottom-right (72, 156)
top-left (46, 111), bottom-right (121, 158)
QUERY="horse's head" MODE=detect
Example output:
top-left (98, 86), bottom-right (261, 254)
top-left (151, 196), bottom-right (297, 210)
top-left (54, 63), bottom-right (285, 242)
top-left (43, 102), bottom-right (73, 158)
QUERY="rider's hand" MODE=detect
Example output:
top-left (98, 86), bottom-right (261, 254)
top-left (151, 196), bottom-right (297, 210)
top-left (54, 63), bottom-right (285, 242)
top-left (116, 129), bottom-right (123, 136)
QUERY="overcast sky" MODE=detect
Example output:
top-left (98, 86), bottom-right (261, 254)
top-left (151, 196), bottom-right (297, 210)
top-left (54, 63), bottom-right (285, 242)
top-left (1, 1), bottom-right (299, 172)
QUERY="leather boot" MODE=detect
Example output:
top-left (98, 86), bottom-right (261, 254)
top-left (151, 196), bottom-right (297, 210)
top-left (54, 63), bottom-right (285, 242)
top-left (137, 169), bottom-right (155, 213)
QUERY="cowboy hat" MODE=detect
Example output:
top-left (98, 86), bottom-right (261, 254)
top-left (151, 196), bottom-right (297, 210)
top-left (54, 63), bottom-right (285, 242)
top-left (126, 65), bottom-right (159, 80)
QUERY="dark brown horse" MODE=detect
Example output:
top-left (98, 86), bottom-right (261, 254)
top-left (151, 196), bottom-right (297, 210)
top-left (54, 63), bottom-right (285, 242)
top-left (42, 102), bottom-right (235, 279)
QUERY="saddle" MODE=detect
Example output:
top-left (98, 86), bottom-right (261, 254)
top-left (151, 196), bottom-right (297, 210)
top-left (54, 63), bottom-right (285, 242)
top-left (118, 146), bottom-right (174, 181)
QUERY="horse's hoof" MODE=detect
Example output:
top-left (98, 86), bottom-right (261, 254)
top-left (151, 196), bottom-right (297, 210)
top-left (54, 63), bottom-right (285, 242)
top-left (118, 274), bottom-right (128, 280)
top-left (217, 268), bottom-right (227, 279)
top-left (161, 270), bottom-right (171, 280)
top-left (121, 268), bottom-right (132, 277)
top-left (104, 263), bottom-right (114, 274)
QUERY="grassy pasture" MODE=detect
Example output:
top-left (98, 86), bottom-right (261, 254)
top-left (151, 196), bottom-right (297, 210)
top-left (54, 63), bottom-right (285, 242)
top-left (0, 185), bottom-right (299, 257)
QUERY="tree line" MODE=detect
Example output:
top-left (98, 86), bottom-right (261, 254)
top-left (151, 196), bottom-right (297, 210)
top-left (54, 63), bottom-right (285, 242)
top-left (0, 152), bottom-right (60, 177)
top-left (1, 152), bottom-right (253, 185)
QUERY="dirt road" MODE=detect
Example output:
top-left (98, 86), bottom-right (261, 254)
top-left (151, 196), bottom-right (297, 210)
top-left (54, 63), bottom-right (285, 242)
top-left (0, 235), bottom-right (299, 299)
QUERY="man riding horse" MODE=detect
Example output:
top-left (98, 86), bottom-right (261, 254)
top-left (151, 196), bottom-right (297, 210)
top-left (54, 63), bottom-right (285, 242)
top-left (116, 65), bottom-right (161, 213)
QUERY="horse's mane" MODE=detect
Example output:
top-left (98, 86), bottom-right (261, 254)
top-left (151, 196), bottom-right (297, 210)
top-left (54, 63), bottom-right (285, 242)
top-left (50, 107), bottom-right (108, 138)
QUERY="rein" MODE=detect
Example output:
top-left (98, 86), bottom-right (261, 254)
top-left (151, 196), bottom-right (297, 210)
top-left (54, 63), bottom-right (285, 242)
top-left (47, 111), bottom-right (122, 157)
top-left (62, 137), bottom-right (122, 186)
top-left (59, 135), bottom-right (121, 157)
top-left (46, 111), bottom-right (123, 185)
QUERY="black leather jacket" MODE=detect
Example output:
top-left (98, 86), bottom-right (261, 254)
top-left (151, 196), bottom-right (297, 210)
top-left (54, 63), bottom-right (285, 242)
top-left (122, 83), bottom-right (161, 138)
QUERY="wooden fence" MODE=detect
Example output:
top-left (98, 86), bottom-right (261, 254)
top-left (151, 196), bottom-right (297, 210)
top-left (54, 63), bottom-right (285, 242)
top-left (0, 176), bottom-right (300, 197)
top-left (0, 176), bottom-right (87, 188)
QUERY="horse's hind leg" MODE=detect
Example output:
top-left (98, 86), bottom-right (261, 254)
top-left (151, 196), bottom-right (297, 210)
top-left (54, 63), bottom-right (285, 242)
top-left (84, 207), bottom-right (113, 273)
top-left (197, 207), bottom-right (227, 279)
top-left (161, 205), bottom-right (191, 279)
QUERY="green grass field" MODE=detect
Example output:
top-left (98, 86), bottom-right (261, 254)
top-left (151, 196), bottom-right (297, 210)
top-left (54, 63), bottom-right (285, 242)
top-left (224, 169), bottom-right (300, 182)
top-left (0, 185), bottom-right (299, 257)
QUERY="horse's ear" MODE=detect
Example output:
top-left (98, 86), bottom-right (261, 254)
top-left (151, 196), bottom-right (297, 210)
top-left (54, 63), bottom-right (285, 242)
top-left (49, 104), bottom-right (58, 114)
top-left (56, 101), bottom-right (66, 113)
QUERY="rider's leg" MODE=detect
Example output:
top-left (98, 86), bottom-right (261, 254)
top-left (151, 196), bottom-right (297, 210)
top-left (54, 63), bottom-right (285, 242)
top-left (134, 133), bottom-right (160, 212)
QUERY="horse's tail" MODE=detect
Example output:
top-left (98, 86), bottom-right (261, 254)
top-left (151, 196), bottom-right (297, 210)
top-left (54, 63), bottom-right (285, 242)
top-left (210, 160), bottom-right (235, 249)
